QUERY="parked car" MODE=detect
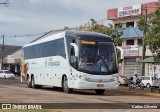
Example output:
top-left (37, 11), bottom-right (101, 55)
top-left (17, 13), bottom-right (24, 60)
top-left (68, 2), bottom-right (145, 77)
top-left (9, 70), bottom-right (21, 76)
top-left (139, 76), bottom-right (158, 88)
top-left (118, 76), bottom-right (129, 86)
top-left (16, 71), bottom-right (21, 76)
top-left (0, 70), bottom-right (15, 79)
top-left (9, 70), bottom-right (16, 75)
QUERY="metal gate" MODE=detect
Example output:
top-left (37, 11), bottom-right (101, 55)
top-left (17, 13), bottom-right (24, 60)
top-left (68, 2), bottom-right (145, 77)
top-left (124, 58), bottom-right (141, 77)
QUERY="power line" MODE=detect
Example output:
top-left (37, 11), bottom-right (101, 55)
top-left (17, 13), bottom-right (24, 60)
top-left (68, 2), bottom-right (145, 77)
top-left (1, 18), bottom-right (109, 39)
top-left (0, 0), bottom-right (9, 7)
top-left (3, 32), bottom-right (46, 38)
top-left (11, 32), bottom-right (46, 38)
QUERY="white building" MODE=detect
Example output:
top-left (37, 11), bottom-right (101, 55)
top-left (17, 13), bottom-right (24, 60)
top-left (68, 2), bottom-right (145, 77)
top-left (107, 1), bottom-right (160, 77)
top-left (0, 44), bottom-right (22, 74)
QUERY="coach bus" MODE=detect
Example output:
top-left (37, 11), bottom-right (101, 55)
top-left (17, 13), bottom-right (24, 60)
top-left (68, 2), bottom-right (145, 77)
top-left (22, 31), bottom-right (119, 95)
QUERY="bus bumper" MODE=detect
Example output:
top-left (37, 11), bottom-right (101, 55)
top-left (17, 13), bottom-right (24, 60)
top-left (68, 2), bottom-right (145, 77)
top-left (71, 80), bottom-right (118, 90)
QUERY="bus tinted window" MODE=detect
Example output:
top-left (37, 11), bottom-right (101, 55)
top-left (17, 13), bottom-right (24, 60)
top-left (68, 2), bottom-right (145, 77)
top-left (24, 38), bottom-right (66, 59)
top-left (56, 39), bottom-right (66, 58)
top-left (36, 44), bottom-right (43, 58)
top-left (66, 36), bottom-right (75, 60)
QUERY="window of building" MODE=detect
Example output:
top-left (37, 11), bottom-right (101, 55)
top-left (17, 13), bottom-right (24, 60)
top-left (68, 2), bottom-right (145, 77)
top-left (126, 21), bottom-right (134, 27)
top-left (126, 39), bottom-right (134, 45)
top-left (114, 23), bottom-right (123, 28)
top-left (138, 39), bottom-right (143, 46)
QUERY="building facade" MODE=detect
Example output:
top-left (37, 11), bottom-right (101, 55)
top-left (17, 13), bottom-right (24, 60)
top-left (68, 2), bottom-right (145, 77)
top-left (0, 45), bottom-right (22, 74)
top-left (107, 1), bottom-right (160, 77)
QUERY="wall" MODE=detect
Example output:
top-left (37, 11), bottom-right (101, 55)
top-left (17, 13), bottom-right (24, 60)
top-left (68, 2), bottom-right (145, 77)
top-left (113, 16), bottom-right (139, 27)
top-left (138, 46), bottom-right (152, 57)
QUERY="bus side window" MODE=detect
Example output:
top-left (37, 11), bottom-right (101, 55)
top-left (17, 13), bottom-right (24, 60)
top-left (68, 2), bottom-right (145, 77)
top-left (71, 47), bottom-right (75, 56)
top-left (70, 46), bottom-right (78, 69)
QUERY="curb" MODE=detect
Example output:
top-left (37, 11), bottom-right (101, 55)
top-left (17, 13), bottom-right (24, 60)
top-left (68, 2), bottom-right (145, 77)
top-left (15, 76), bottom-right (20, 79)
top-left (107, 89), bottom-right (160, 97)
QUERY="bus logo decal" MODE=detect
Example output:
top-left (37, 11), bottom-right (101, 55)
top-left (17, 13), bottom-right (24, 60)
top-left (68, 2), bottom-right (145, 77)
top-left (48, 61), bottom-right (60, 67)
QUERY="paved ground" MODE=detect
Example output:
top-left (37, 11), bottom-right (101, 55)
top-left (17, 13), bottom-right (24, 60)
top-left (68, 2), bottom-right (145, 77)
top-left (0, 78), bottom-right (160, 112)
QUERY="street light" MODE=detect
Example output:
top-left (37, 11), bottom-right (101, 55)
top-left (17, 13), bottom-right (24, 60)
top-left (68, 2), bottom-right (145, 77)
top-left (1, 35), bottom-right (4, 70)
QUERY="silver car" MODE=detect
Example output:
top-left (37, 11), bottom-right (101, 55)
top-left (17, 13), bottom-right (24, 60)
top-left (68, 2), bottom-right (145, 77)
top-left (118, 76), bottom-right (129, 86)
top-left (0, 70), bottom-right (15, 79)
top-left (139, 76), bottom-right (158, 88)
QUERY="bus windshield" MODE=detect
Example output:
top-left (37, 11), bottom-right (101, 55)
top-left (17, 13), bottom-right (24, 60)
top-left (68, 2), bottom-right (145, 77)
top-left (78, 40), bottom-right (118, 75)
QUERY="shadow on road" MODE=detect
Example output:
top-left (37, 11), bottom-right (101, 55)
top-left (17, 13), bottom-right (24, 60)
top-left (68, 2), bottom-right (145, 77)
top-left (40, 86), bottom-right (119, 96)
top-left (1, 78), bottom-right (155, 96)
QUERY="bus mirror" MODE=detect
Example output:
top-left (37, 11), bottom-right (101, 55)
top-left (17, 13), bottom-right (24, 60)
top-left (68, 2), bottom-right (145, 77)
top-left (70, 43), bottom-right (79, 57)
top-left (70, 56), bottom-right (78, 69)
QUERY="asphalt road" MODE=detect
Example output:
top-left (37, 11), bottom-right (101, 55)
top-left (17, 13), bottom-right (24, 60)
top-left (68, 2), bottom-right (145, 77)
top-left (0, 78), bottom-right (160, 112)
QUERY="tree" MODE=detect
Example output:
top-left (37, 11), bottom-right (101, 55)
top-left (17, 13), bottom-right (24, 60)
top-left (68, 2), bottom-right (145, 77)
top-left (137, 3), bottom-right (160, 60)
top-left (78, 19), bottom-right (123, 46)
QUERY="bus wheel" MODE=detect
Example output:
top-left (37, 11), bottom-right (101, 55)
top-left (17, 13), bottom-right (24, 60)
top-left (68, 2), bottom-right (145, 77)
top-left (27, 76), bottom-right (31, 88)
top-left (95, 89), bottom-right (105, 95)
top-left (62, 76), bottom-right (73, 93)
top-left (31, 75), bottom-right (36, 88)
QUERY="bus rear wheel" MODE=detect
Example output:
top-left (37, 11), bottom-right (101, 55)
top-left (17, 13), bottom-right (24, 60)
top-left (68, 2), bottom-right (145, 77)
top-left (95, 89), bottom-right (105, 95)
top-left (27, 76), bottom-right (31, 88)
top-left (31, 75), bottom-right (36, 88)
top-left (62, 76), bottom-right (73, 93)
top-left (30, 75), bottom-right (41, 88)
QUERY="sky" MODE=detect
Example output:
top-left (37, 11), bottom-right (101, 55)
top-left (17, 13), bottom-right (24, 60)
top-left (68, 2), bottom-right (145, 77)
top-left (0, 0), bottom-right (157, 46)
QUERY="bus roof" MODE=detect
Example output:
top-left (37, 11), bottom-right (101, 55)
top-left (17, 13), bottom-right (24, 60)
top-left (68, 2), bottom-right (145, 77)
top-left (23, 31), bottom-right (66, 48)
top-left (65, 30), bottom-right (113, 41)
top-left (23, 30), bottom-right (113, 48)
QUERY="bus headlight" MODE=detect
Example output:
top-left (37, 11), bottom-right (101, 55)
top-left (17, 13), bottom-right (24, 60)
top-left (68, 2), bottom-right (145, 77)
top-left (76, 74), bottom-right (86, 80)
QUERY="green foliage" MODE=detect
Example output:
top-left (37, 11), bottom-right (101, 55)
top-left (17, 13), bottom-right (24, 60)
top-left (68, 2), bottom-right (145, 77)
top-left (137, 15), bottom-right (147, 31)
top-left (78, 19), bottom-right (123, 46)
top-left (137, 3), bottom-right (160, 59)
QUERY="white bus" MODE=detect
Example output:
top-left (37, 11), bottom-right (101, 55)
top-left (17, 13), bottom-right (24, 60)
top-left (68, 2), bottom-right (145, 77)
top-left (22, 31), bottom-right (119, 95)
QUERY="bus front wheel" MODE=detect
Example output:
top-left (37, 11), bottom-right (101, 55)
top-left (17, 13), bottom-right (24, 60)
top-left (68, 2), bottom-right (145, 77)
top-left (62, 76), bottom-right (73, 93)
top-left (95, 89), bottom-right (105, 95)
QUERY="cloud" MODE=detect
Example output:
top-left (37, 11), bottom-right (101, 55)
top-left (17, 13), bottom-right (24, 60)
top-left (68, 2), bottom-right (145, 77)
top-left (0, 0), bottom-right (157, 45)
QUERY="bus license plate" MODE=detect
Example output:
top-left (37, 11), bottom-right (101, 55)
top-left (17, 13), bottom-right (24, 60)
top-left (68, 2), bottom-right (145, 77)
top-left (97, 84), bottom-right (104, 87)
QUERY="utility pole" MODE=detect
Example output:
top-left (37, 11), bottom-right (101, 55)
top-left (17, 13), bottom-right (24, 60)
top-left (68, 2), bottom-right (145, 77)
top-left (0, 0), bottom-right (9, 70)
top-left (141, 6), bottom-right (147, 76)
top-left (1, 35), bottom-right (4, 70)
